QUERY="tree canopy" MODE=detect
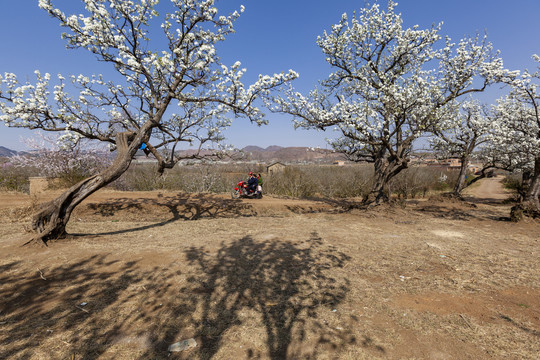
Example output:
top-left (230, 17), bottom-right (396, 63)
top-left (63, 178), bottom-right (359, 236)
top-left (271, 1), bottom-right (510, 204)
top-left (0, 0), bottom-right (297, 171)
top-left (0, 0), bottom-right (297, 243)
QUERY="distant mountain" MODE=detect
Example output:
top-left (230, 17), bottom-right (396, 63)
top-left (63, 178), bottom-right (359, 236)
top-left (0, 146), bottom-right (17, 157)
top-left (265, 145), bottom-right (283, 152)
top-left (242, 145), bottom-right (284, 152)
top-left (237, 146), bottom-right (346, 163)
top-left (165, 145), bottom-right (346, 164)
top-left (0, 143), bottom-right (344, 164)
top-left (242, 145), bottom-right (266, 152)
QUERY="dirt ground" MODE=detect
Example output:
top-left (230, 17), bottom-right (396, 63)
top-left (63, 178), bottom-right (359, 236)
top-left (0, 177), bottom-right (538, 359)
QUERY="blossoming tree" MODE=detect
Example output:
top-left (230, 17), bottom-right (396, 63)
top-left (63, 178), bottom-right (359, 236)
top-left (430, 100), bottom-right (493, 196)
top-left (272, 1), bottom-right (508, 205)
top-left (0, 0), bottom-right (297, 244)
top-left (11, 133), bottom-right (113, 186)
top-left (489, 59), bottom-right (540, 214)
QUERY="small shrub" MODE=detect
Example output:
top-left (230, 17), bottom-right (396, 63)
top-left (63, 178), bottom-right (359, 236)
top-left (117, 164), bottom-right (169, 191)
top-left (110, 162), bottom-right (462, 201)
top-left (0, 160), bottom-right (34, 193)
top-left (503, 173), bottom-right (522, 191)
top-left (389, 167), bottom-right (459, 198)
top-left (301, 165), bottom-right (373, 198)
top-left (112, 163), bottom-right (233, 193)
top-left (265, 167), bottom-right (317, 198)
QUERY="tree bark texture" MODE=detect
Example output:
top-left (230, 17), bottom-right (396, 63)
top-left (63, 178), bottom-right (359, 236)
top-left (30, 130), bottom-right (147, 244)
top-left (510, 157), bottom-right (540, 221)
top-left (523, 157), bottom-right (540, 209)
top-left (363, 155), bottom-right (407, 205)
top-left (452, 155), bottom-right (469, 196)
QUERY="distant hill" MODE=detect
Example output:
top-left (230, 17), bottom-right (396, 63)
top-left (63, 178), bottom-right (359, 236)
top-left (0, 146), bottom-right (17, 157)
top-left (0, 143), bottom-right (345, 164)
top-left (237, 146), bottom-right (345, 163)
top-left (242, 145), bottom-right (266, 152)
top-left (242, 145), bottom-right (285, 153)
top-left (165, 145), bottom-right (346, 164)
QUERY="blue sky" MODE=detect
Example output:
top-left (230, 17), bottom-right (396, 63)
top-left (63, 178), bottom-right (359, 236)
top-left (1, 0), bottom-right (540, 151)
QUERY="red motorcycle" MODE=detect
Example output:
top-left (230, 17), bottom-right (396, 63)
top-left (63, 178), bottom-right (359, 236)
top-left (231, 179), bottom-right (262, 199)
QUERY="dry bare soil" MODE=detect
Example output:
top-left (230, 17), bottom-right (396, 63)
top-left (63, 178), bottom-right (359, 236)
top-left (0, 177), bottom-right (538, 359)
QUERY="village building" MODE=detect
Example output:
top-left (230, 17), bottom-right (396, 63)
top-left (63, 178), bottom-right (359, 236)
top-left (267, 162), bottom-right (286, 175)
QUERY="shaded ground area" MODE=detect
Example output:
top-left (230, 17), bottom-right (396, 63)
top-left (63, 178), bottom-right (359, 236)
top-left (0, 178), bottom-right (538, 359)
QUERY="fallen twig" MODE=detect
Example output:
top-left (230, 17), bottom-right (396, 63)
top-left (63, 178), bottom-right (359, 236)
top-left (460, 314), bottom-right (474, 329)
top-left (75, 306), bottom-right (89, 313)
top-left (37, 268), bottom-right (47, 280)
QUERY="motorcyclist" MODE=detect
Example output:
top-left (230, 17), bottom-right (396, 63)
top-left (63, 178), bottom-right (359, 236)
top-left (256, 173), bottom-right (263, 194)
top-left (246, 172), bottom-right (258, 194)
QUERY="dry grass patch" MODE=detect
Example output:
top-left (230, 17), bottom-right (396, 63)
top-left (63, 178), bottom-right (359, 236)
top-left (0, 190), bottom-right (538, 359)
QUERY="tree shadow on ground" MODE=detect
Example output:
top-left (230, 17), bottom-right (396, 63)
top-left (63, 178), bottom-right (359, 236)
top-left (159, 232), bottom-right (354, 359)
top-left (0, 255), bottom-right (147, 359)
top-left (74, 193), bottom-right (257, 237)
top-left (0, 233), bottom-right (360, 359)
top-left (416, 204), bottom-right (475, 221)
top-left (499, 314), bottom-right (540, 338)
top-left (304, 197), bottom-right (368, 213)
top-left (462, 195), bottom-right (513, 206)
top-left (415, 196), bottom-right (515, 222)
top-left (304, 194), bottom-right (517, 222)
top-left (459, 196), bottom-right (517, 221)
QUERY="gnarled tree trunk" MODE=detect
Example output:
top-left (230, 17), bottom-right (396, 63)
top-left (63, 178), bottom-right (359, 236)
top-left (452, 155), bottom-right (469, 197)
top-left (29, 131), bottom-right (146, 244)
top-left (523, 157), bottom-right (540, 209)
top-left (510, 157), bottom-right (540, 221)
top-left (363, 155), bottom-right (408, 206)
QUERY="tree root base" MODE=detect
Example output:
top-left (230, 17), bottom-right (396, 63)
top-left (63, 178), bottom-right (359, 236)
top-left (439, 192), bottom-right (465, 201)
top-left (510, 203), bottom-right (540, 222)
top-left (21, 229), bottom-right (69, 247)
top-left (22, 237), bottom-right (49, 248)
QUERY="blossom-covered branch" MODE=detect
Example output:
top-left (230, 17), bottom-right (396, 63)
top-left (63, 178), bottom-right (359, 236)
top-left (0, 0), bottom-right (298, 243)
top-left (1, 0), bottom-right (297, 156)
top-left (269, 1), bottom-right (509, 204)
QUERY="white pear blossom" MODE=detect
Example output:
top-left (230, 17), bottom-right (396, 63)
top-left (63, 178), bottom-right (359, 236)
top-left (0, 0), bottom-right (298, 242)
top-left (430, 100), bottom-right (493, 194)
top-left (484, 59), bottom-right (540, 207)
top-left (0, 0), bottom-right (297, 171)
top-left (271, 0), bottom-right (508, 204)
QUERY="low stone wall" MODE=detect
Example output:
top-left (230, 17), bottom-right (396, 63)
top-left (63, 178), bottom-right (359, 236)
top-left (29, 177), bottom-right (50, 196)
top-left (29, 177), bottom-right (67, 196)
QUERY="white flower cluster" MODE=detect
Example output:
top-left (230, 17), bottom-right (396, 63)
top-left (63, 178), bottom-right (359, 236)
top-left (430, 99), bottom-right (492, 160)
top-left (1, 0), bottom-right (296, 167)
top-left (485, 61), bottom-right (540, 172)
top-left (272, 1), bottom-right (507, 167)
top-left (0, 71), bottom-right (53, 127)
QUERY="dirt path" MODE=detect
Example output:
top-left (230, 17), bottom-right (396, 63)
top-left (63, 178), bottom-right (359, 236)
top-left (462, 175), bottom-right (512, 204)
